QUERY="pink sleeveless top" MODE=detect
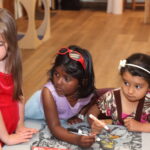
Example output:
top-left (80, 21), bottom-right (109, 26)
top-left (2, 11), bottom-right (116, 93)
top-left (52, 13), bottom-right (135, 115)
top-left (43, 82), bottom-right (94, 120)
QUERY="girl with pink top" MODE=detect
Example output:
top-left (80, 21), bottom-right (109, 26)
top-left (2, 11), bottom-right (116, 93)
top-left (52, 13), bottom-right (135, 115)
top-left (88, 53), bottom-right (150, 133)
top-left (25, 45), bottom-right (96, 147)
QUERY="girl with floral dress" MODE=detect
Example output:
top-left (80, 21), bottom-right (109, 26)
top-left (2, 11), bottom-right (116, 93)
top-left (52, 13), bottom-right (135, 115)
top-left (88, 53), bottom-right (150, 132)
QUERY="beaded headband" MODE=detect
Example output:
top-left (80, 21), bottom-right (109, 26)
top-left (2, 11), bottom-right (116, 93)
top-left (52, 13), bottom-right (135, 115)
top-left (119, 59), bottom-right (150, 74)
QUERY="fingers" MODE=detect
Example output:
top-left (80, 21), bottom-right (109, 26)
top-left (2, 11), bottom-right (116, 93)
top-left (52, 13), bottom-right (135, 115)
top-left (17, 132), bottom-right (34, 144)
top-left (68, 118), bottom-right (82, 125)
top-left (80, 135), bottom-right (96, 147)
top-left (16, 127), bottom-right (38, 134)
top-left (8, 133), bottom-right (34, 145)
top-left (124, 118), bottom-right (129, 128)
top-left (124, 118), bottom-right (136, 131)
top-left (124, 117), bottom-right (132, 122)
top-left (124, 118), bottom-right (132, 126)
top-left (91, 121), bottom-right (103, 134)
top-left (91, 129), bottom-right (99, 135)
top-left (27, 128), bottom-right (38, 134)
top-left (18, 131), bottom-right (33, 138)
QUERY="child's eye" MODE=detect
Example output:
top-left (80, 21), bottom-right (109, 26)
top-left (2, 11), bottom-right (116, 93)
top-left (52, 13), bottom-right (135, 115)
top-left (64, 76), bottom-right (71, 82)
top-left (124, 81), bottom-right (129, 86)
top-left (135, 85), bottom-right (142, 89)
top-left (0, 41), bottom-right (5, 46)
top-left (54, 71), bottom-right (59, 78)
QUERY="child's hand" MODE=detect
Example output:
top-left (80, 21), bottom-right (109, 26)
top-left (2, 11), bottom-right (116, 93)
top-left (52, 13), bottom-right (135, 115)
top-left (67, 116), bottom-right (83, 125)
top-left (6, 132), bottom-right (33, 145)
top-left (124, 118), bottom-right (142, 132)
top-left (16, 126), bottom-right (38, 134)
top-left (91, 120), bottom-right (104, 134)
top-left (77, 134), bottom-right (96, 148)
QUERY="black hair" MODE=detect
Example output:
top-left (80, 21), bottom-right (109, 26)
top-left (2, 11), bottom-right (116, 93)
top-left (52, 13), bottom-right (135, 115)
top-left (47, 45), bottom-right (95, 98)
top-left (120, 53), bottom-right (150, 86)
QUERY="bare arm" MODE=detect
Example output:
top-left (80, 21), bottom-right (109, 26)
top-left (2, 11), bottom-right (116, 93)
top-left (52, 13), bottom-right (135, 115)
top-left (17, 97), bottom-right (25, 128)
top-left (124, 118), bottom-right (150, 132)
top-left (68, 102), bottom-right (94, 124)
top-left (16, 97), bottom-right (38, 134)
top-left (87, 103), bottom-right (107, 134)
top-left (87, 103), bottom-right (101, 126)
top-left (42, 87), bottom-right (95, 147)
top-left (0, 96), bottom-right (37, 145)
top-left (0, 112), bottom-right (32, 145)
top-left (0, 112), bottom-right (12, 144)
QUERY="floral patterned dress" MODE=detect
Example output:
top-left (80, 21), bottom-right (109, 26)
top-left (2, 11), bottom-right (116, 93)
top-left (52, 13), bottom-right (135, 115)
top-left (97, 88), bottom-right (150, 125)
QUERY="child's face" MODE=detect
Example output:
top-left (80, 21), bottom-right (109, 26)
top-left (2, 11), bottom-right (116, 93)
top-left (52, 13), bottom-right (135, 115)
top-left (0, 35), bottom-right (8, 61)
top-left (121, 71), bottom-right (149, 102)
top-left (52, 66), bottom-right (79, 97)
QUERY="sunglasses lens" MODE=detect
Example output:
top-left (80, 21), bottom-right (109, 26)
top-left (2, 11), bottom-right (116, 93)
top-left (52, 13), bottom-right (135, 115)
top-left (69, 52), bottom-right (81, 60)
top-left (58, 48), bottom-right (86, 70)
top-left (59, 48), bottom-right (68, 53)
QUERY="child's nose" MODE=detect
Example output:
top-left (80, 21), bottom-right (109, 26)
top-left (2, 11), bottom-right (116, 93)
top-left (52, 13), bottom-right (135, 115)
top-left (128, 87), bottom-right (134, 94)
top-left (57, 77), bottom-right (63, 85)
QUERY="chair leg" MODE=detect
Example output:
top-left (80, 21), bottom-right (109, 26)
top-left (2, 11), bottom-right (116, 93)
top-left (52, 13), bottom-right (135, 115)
top-left (132, 0), bottom-right (136, 10)
top-left (123, 0), bottom-right (128, 10)
top-left (132, 0), bottom-right (145, 10)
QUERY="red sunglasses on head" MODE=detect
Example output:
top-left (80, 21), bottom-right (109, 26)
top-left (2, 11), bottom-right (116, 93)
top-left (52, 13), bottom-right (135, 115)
top-left (58, 48), bottom-right (86, 70)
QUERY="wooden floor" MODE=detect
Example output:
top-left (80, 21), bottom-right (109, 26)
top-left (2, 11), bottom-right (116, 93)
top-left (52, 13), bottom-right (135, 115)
top-left (17, 9), bottom-right (150, 100)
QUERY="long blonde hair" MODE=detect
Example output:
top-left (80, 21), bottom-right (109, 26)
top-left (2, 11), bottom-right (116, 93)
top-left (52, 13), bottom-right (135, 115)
top-left (0, 8), bottom-right (22, 101)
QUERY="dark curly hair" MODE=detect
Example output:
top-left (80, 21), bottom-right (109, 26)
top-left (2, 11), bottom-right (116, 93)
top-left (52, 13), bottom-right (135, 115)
top-left (47, 45), bottom-right (95, 98)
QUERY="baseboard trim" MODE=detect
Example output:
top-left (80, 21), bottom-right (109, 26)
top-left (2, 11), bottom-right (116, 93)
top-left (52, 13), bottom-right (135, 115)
top-left (80, 2), bottom-right (107, 10)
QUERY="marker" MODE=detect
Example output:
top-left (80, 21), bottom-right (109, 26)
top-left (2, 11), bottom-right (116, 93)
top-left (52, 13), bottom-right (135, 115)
top-left (89, 114), bottom-right (110, 131)
top-left (67, 128), bottom-right (88, 136)
top-left (67, 128), bottom-right (101, 141)
top-left (78, 129), bottom-right (101, 141)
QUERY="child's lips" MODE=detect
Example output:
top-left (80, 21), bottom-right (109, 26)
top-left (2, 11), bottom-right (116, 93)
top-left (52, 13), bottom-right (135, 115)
top-left (56, 87), bottom-right (62, 91)
top-left (125, 94), bottom-right (136, 100)
top-left (127, 95), bottom-right (134, 99)
top-left (55, 87), bottom-right (63, 94)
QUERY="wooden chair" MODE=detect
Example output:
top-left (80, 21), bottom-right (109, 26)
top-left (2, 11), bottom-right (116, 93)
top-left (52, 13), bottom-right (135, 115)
top-left (131, 0), bottom-right (145, 10)
top-left (123, 0), bottom-right (128, 9)
top-left (18, 0), bottom-right (50, 49)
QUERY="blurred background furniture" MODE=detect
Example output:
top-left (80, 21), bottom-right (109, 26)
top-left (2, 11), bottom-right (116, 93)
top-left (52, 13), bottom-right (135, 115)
top-left (107, 0), bottom-right (123, 14)
top-left (17, 0), bottom-right (50, 49)
top-left (0, 0), bottom-right (2, 8)
top-left (3, 0), bottom-right (15, 14)
top-left (51, 0), bottom-right (55, 9)
top-left (144, 0), bottom-right (150, 23)
top-left (131, 0), bottom-right (145, 10)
